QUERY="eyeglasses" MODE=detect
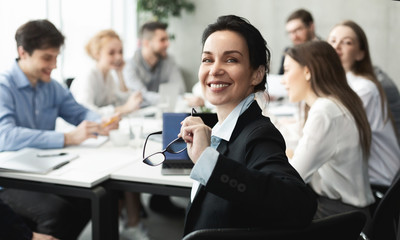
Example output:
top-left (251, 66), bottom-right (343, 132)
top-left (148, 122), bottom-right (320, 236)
top-left (286, 25), bottom-right (307, 36)
top-left (142, 108), bottom-right (197, 166)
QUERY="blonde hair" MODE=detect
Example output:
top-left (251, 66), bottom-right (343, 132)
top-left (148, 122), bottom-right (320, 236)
top-left (85, 29), bottom-right (121, 60)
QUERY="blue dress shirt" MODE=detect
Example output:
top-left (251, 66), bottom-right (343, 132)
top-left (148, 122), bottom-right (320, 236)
top-left (0, 60), bottom-right (100, 151)
top-left (190, 93), bottom-right (255, 202)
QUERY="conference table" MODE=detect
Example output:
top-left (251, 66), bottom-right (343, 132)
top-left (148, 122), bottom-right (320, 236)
top-left (0, 128), bottom-right (193, 240)
top-left (0, 140), bottom-right (138, 239)
top-left (0, 99), bottom-right (297, 239)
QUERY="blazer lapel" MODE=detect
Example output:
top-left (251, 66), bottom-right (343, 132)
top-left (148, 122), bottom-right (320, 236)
top-left (216, 139), bottom-right (229, 155)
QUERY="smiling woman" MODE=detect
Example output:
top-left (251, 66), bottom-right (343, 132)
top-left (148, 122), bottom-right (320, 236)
top-left (179, 15), bottom-right (317, 236)
top-left (70, 29), bottom-right (143, 117)
top-left (199, 30), bottom-right (260, 118)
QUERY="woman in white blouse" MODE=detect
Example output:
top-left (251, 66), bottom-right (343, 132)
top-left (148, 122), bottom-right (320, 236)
top-left (71, 30), bottom-right (142, 117)
top-left (71, 30), bottom-right (148, 240)
top-left (328, 21), bottom-right (400, 188)
top-left (282, 41), bottom-right (374, 218)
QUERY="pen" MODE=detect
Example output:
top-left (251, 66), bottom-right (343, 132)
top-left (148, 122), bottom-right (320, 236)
top-left (37, 152), bottom-right (68, 157)
top-left (102, 116), bottom-right (119, 128)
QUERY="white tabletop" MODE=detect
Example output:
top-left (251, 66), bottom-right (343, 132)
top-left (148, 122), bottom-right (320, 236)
top-left (0, 117), bottom-right (193, 189)
top-left (111, 136), bottom-right (193, 188)
top-left (111, 160), bottom-right (193, 188)
top-left (0, 141), bottom-right (136, 188)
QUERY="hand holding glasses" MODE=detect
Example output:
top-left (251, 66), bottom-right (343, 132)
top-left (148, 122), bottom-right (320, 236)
top-left (142, 108), bottom-right (197, 166)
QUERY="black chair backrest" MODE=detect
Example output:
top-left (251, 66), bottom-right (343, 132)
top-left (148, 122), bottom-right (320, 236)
top-left (367, 171), bottom-right (400, 240)
top-left (65, 78), bottom-right (75, 89)
top-left (182, 210), bottom-right (366, 240)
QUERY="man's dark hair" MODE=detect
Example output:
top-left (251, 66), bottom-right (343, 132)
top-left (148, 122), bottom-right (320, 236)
top-left (286, 9), bottom-right (314, 27)
top-left (202, 15), bottom-right (270, 92)
top-left (140, 21), bottom-right (168, 40)
top-left (15, 19), bottom-right (65, 55)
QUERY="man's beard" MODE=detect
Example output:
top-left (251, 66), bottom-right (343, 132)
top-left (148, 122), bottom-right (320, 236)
top-left (306, 30), bottom-right (314, 41)
top-left (153, 49), bottom-right (167, 59)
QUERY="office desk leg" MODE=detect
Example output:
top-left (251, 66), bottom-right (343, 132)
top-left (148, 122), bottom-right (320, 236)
top-left (91, 186), bottom-right (119, 240)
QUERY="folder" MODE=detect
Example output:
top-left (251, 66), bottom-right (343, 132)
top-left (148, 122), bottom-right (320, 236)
top-left (0, 148), bottom-right (78, 174)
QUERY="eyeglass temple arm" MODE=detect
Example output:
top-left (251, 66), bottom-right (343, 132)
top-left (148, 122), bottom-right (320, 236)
top-left (143, 131), bottom-right (162, 158)
top-left (191, 108), bottom-right (197, 116)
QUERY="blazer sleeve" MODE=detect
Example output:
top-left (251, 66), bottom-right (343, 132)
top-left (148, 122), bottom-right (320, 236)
top-left (205, 120), bottom-right (317, 227)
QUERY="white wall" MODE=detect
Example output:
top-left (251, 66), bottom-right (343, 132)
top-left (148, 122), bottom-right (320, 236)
top-left (167, 0), bottom-right (400, 90)
top-left (0, 0), bottom-right (398, 91)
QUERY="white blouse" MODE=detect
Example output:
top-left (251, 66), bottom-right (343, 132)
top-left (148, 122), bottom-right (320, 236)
top-left (70, 66), bottom-right (129, 117)
top-left (290, 98), bottom-right (374, 207)
top-left (347, 72), bottom-right (400, 186)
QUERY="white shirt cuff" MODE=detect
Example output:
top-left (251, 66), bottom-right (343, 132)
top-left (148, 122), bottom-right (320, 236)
top-left (190, 147), bottom-right (219, 186)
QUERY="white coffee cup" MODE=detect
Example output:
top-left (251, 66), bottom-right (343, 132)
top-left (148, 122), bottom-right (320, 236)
top-left (109, 129), bottom-right (130, 147)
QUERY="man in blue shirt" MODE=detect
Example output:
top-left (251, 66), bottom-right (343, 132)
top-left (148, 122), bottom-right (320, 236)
top-left (0, 19), bottom-right (118, 239)
top-left (0, 25), bottom-right (118, 151)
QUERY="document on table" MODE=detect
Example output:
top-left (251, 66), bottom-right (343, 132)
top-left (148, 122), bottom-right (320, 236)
top-left (79, 136), bottom-right (109, 148)
top-left (0, 148), bottom-right (78, 174)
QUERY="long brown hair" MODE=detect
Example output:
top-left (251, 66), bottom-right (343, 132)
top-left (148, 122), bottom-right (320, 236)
top-left (337, 20), bottom-right (391, 124)
top-left (286, 41), bottom-right (371, 159)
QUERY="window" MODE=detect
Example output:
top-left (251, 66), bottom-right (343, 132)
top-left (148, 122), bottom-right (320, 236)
top-left (0, 0), bottom-right (137, 84)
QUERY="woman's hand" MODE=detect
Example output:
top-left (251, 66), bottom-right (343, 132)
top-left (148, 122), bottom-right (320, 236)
top-left (179, 116), bottom-right (211, 163)
top-left (32, 232), bottom-right (59, 240)
top-left (124, 92), bottom-right (143, 113)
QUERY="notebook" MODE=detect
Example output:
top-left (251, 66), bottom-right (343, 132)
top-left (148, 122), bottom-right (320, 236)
top-left (161, 112), bottom-right (218, 175)
top-left (0, 148), bottom-right (78, 174)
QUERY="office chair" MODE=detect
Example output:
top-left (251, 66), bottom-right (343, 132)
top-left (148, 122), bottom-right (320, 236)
top-left (362, 171), bottom-right (400, 240)
top-left (182, 210), bottom-right (366, 240)
top-left (369, 184), bottom-right (389, 214)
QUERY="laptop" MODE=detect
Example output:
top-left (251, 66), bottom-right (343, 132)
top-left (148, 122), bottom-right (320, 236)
top-left (161, 112), bottom-right (218, 175)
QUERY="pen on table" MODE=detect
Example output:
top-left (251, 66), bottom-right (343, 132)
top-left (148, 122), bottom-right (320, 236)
top-left (102, 116), bottom-right (119, 128)
top-left (37, 152), bottom-right (68, 157)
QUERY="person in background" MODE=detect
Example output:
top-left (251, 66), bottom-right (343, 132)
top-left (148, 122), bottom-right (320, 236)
top-left (184, 81), bottom-right (216, 111)
top-left (278, 9), bottom-right (320, 75)
top-left (184, 82), bottom-right (206, 108)
top-left (0, 199), bottom-right (59, 240)
top-left (179, 15), bottom-right (316, 236)
top-left (123, 21), bottom-right (185, 107)
top-left (282, 41), bottom-right (374, 219)
top-left (0, 19), bottom-right (118, 239)
top-left (328, 20), bottom-right (400, 189)
top-left (124, 21), bottom-right (186, 216)
top-left (71, 29), bottom-right (148, 240)
top-left (70, 30), bottom-right (142, 117)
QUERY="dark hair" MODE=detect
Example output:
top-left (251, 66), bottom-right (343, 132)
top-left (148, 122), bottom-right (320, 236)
top-left (334, 20), bottom-right (394, 129)
top-left (287, 9), bottom-right (314, 27)
top-left (286, 41), bottom-right (371, 159)
top-left (15, 19), bottom-right (65, 55)
top-left (201, 15), bottom-right (270, 92)
top-left (140, 21), bottom-right (168, 40)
